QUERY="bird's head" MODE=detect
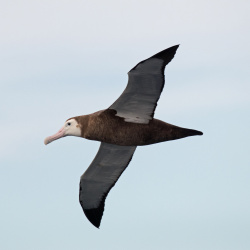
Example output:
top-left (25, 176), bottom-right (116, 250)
top-left (44, 118), bottom-right (81, 145)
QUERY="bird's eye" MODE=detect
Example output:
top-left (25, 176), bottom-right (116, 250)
top-left (67, 122), bottom-right (71, 126)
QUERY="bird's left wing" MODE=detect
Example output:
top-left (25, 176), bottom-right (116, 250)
top-left (79, 142), bottom-right (136, 228)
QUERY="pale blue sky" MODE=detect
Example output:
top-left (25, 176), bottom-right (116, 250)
top-left (1, 1), bottom-right (250, 249)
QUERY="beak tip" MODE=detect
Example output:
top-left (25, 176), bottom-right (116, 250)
top-left (44, 138), bottom-right (50, 145)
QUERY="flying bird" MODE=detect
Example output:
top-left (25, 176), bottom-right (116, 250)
top-left (44, 45), bottom-right (203, 228)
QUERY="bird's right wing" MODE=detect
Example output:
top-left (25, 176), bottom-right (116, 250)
top-left (109, 45), bottom-right (179, 124)
top-left (79, 142), bottom-right (136, 228)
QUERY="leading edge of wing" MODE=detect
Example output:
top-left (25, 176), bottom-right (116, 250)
top-left (79, 143), bottom-right (137, 228)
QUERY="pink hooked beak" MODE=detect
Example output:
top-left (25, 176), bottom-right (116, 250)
top-left (44, 126), bottom-right (66, 145)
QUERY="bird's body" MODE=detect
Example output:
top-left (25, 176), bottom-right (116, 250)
top-left (72, 109), bottom-right (202, 146)
top-left (44, 45), bottom-right (203, 228)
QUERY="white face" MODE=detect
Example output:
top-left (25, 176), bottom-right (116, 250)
top-left (64, 118), bottom-right (81, 137)
top-left (44, 118), bottom-right (81, 145)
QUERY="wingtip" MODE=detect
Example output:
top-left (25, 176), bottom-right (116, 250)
top-left (171, 44), bottom-right (180, 52)
top-left (151, 44), bottom-right (180, 65)
top-left (83, 207), bottom-right (103, 228)
top-left (164, 44), bottom-right (180, 50)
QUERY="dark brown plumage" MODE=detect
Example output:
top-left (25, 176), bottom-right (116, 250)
top-left (72, 109), bottom-right (202, 146)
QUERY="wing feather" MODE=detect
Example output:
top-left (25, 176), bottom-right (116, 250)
top-left (109, 45), bottom-right (179, 124)
top-left (79, 143), bottom-right (136, 228)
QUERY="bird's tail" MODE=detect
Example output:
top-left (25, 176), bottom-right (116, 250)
top-left (169, 125), bottom-right (203, 141)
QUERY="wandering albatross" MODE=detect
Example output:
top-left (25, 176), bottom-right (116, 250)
top-left (44, 45), bottom-right (203, 228)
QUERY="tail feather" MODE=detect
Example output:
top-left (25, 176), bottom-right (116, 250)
top-left (172, 126), bottom-right (203, 140)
